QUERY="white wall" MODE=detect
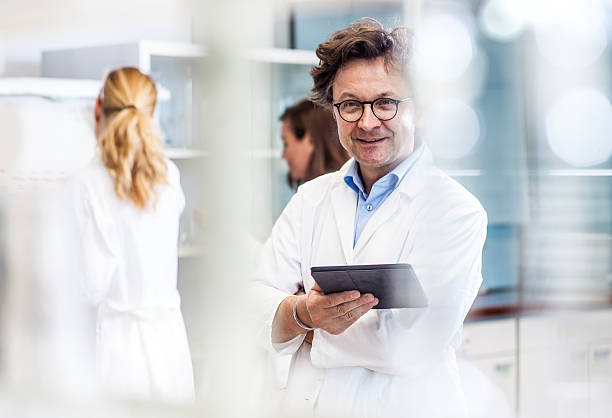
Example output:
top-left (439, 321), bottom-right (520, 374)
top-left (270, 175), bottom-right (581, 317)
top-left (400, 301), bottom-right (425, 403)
top-left (0, 0), bottom-right (192, 76)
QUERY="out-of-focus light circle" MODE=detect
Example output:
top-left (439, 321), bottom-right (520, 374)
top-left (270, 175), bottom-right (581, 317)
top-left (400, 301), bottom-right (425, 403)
top-left (421, 99), bottom-right (480, 160)
top-left (414, 13), bottom-right (474, 81)
top-left (534, 4), bottom-right (607, 69)
top-left (479, 0), bottom-right (526, 41)
top-left (546, 89), bottom-right (612, 167)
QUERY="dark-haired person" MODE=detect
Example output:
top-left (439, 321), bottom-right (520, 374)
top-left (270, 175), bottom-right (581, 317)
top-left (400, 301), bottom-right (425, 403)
top-left (70, 67), bottom-right (194, 402)
top-left (251, 18), bottom-right (487, 417)
top-left (280, 99), bottom-right (349, 188)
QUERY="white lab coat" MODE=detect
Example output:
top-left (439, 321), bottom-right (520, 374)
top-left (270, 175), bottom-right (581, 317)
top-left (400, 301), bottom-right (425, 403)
top-left (251, 146), bottom-right (487, 418)
top-left (70, 157), bottom-right (194, 403)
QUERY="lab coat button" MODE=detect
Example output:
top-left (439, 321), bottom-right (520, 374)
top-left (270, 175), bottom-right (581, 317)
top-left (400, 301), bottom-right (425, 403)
top-left (366, 204), bottom-right (373, 211)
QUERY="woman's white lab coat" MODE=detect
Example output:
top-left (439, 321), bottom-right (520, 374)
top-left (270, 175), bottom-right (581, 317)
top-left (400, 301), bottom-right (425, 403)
top-left (71, 158), bottom-right (194, 402)
top-left (251, 146), bottom-right (487, 418)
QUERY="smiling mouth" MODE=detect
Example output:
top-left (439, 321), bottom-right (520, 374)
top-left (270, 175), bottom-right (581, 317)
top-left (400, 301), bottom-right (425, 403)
top-left (355, 137), bottom-right (386, 143)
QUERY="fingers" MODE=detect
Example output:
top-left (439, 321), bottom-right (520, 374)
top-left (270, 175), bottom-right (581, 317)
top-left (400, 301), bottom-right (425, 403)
top-left (318, 290), bottom-right (361, 308)
top-left (340, 298), bottom-right (378, 325)
top-left (322, 297), bottom-right (378, 335)
top-left (326, 293), bottom-right (378, 319)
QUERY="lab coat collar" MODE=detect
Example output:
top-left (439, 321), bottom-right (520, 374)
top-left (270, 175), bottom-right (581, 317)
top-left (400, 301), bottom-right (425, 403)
top-left (335, 143), bottom-right (434, 199)
top-left (394, 144), bottom-right (435, 198)
top-left (331, 143), bottom-right (435, 263)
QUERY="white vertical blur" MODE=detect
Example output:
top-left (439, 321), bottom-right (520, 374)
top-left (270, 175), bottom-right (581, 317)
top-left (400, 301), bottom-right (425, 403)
top-left (190, 0), bottom-right (272, 416)
top-left (0, 98), bottom-right (97, 405)
top-left (412, 3), bottom-right (484, 161)
top-left (520, 1), bottom-right (612, 416)
top-left (403, 0), bottom-right (422, 31)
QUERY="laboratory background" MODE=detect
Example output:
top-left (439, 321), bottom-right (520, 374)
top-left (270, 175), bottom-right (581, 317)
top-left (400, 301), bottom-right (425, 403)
top-left (0, 0), bottom-right (611, 417)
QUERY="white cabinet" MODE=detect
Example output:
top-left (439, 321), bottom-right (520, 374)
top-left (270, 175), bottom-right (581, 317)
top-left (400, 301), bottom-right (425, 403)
top-left (589, 341), bottom-right (612, 418)
top-left (518, 309), bottom-right (612, 418)
top-left (460, 309), bottom-right (612, 418)
top-left (457, 318), bottom-right (517, 417)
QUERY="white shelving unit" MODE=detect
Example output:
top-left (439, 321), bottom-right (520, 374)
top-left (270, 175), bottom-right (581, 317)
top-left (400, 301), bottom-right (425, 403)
top-left (42, 41), bottom-right (206, 79)
top-left (40, 45), bottom-right (211, 343)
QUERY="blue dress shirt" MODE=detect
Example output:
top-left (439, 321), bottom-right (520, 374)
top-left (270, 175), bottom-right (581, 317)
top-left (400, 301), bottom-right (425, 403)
top-left (344, 142), bottom-right (425, 247)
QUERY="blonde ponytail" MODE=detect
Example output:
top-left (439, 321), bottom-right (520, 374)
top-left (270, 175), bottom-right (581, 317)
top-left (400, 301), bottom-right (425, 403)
top-left (97, 67), bottom-right (167, 209)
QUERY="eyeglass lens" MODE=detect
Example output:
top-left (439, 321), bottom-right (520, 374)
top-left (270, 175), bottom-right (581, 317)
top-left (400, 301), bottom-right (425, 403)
top-left (338, 98), bottom-right (398, 122)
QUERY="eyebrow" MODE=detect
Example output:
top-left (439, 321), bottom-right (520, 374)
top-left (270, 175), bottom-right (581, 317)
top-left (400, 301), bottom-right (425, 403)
top-left (335, 91), bottom-right (400, 102)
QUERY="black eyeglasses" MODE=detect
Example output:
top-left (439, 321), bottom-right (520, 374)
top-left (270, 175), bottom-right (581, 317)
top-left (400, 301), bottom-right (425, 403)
top-left (333, 97), bottom-right (411, 122)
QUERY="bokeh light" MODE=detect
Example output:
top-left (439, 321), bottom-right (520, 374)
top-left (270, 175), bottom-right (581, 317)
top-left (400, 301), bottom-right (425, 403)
top-left (534, 2), bottom-right (607, 69)
top-left (479, 0), bottom-right (527, 42)
top-left (421, 99), bottom-right (480, 160)
top-left (546, 88), bottom-right (612, 167)
top-left (414, 12), bottom-right (475, 81)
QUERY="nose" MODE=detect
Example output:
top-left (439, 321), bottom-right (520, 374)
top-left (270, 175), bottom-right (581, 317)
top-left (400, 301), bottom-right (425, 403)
top-left (357, 103), bottom-right (381, 131)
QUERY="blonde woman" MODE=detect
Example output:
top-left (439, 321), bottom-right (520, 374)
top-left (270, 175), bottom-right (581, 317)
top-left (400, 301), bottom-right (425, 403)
top-left (71, 67), bottom-right (194, 402)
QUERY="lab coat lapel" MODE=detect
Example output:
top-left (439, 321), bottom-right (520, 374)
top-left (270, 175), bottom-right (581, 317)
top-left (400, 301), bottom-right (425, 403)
top-left (353, 145), bottom-right (435, 259)
top-left (330, 177), bottom-right (357, 265)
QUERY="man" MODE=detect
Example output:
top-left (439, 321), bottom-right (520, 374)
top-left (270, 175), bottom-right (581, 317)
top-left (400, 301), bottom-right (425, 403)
top-left (251, 18), bottom-right (487, 418)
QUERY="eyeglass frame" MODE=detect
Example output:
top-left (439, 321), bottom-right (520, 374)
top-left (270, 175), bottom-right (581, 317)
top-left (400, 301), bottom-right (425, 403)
top-left (333, 97), bottom-right (412, 123)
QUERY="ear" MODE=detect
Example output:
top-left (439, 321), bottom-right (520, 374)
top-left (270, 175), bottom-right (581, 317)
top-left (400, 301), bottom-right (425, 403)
top-left (303, 131), bottom-right (314, 146)
top-left (302, 132), bottom-right (315, 154)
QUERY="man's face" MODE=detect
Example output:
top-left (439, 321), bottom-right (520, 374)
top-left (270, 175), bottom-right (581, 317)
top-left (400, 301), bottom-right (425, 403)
top-left (331, 57), bottom-right (415, 175)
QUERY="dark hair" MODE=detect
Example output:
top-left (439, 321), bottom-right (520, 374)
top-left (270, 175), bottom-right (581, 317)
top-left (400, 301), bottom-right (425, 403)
top-left (280, 99), bottom-right (349, 186)
top-left (309, 17), bottom-right (413, 106)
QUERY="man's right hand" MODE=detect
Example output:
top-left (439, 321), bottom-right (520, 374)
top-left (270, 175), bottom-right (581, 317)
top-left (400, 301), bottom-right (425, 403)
top-left (298, 283), bottom-right (379, 335)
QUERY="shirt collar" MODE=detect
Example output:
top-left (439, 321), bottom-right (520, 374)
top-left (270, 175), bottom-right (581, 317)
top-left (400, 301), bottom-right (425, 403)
top-left (343, 139), bottom-right (425, 198)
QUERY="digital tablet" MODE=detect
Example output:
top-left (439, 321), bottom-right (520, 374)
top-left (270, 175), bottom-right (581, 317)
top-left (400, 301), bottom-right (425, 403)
top-left (310, 263), bottom-right (428, 309)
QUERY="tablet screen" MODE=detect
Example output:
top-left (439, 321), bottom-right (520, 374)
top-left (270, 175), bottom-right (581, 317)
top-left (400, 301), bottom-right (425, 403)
top-left (311, 263), bottom-right (428, 309)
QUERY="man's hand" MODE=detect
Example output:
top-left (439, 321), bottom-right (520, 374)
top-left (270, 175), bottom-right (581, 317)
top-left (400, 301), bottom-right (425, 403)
top-left (299, 283), bottom-right (378, 335)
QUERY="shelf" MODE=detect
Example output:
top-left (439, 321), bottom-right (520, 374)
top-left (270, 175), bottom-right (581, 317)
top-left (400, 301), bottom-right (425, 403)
top-left (446, 169), bottom-right (483, 177)
top-left (246, 48), bottom-right (318, 65)
top-left (436, 169), bottom-right (612, 177)
top-left (546, 169), bottom-right (612, 177)
top-left (0, 77), bottom-right (171, 102)
top-left (178, 244), bottom-right (205, 258)
top-left (0, 77), bottom-right (101, 99)
top-left (164, 147), bottom-right (208, 159)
